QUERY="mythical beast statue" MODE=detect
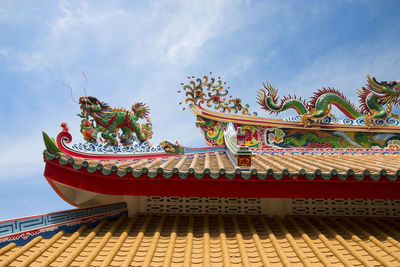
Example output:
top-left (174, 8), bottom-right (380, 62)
top-left (257, 75), bottom-right (400, 126)
top-left (78, 96), bottom-right (153, 147)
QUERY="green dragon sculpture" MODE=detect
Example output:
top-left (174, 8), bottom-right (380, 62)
top-left (78, 96), bottom-right (153, 147)
top-left (257, 75), bottom-right (400, 126)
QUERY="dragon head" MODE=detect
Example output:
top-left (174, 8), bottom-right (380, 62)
top-left (365, 75), bottom-right (400, 105)
top-left (78, 96), bottom-right (110, 118)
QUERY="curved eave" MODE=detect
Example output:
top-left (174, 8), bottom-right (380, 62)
top-left (191, 103), bottom-right (400, 132)
top-left (44, 153), bottom-right (400, 200)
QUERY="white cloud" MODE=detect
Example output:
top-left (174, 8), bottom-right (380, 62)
top-left (17, 52), bottom-right (48, 70)
top-left (225, 56), bottom-right (254, 77)
top-left (0, 134), bottom-right (43, 180)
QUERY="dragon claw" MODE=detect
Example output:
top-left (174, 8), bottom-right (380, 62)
top-left (300, 113), bottom-right (312, 126)
top-left (364, 114), bottom-right (373, 128)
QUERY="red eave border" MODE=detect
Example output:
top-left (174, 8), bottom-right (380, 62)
top-left (44, 159), bottom-right (400, 200)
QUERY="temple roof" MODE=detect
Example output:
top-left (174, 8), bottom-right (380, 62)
top-left (1, 213), bottom-right (400, 266)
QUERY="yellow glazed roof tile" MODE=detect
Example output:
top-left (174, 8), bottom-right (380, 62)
top-left (2, 214), bottom-right (400, 266)
top-left (47, 150), bottom-right (400, 178)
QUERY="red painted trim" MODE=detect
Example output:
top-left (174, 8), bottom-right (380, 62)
top-left (44, 158), bottom-right (400, 200)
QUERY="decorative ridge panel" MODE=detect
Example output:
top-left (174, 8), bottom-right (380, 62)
top-left (0, 203), bottom-right (127, 249)
top-left (253, 147), bottom-right (400, 155)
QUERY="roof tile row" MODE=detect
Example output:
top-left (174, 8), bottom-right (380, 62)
top-left (2, 213), bottom-right (400, 266)
top-left (44, 150), bottom-right (400, 180)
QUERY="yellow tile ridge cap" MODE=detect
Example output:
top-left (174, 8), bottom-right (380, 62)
top-left (218, 215), bottom-right (231, 267)
top-left (232, 215), bottom-right (251, 267)
top-left (320, 155), bottom-right (368, 172)
top-left (0, 243), bottom-right (16, 256)
top-left (162, 215), bottom-right (180, 266)
top-left (115, 160), bottom-right (136, 169)
top-left (42, 225), bottom-right (87, 266)
top-left (214, 152), bottom-right (224, 170)
top-left (360, 218), bottom-right (400, 251)
top-left (101, 214), bottom-right (139, 267)
top-left (142, 214), bottom-right (167, 267)
top-left (204, 153), bottom-right (210, 170)
top-left (60, 219), bottom-right (108, 267)
top-left (299, 217), bottom-right (352, 267)
top-left (129, 158), bottom-right (147, 169)
top-left (318, 155), bottom-right (362, 172)
top-left (183, 215), bottom-right (194, 267)
top-left (344, 218), bottom-right (400, 263)
top-left (189, 154), bottom-right (199, 170)
top-left (19, 230), bottom-right (65, 267)
top-left (81, 214), bottom-right (127, 266)
top-left (174, 155), bottom-right (187, 170)
top-left (315, 217), bottom-right (373, 267)
top-left (372, 218), bottom-right (400, 241)
top-left (292, 154), bottom-right (343, 172)
top-left (159, 157), bottom-right (175, 169)
top-left (337, 156), bottom-right (384, 172)
top-left (144, 158), bottom-right (161, 169)
top-left (121, 214), bottom-right (153, 267)
top-left (329, 217), bottom-right (393, 267)
top-left (101, 161), bottom-right (116, 168)
top-left (286, 216), bottom-right (331, 266)
top-left (203, 215), bottom-right (211, 267)
top-left (272, 215), bottom-right (312, 267)
top-left (245, 216), bottom-right (271, 266)
top-left (259, 216), bottom-right (291, 266)
top-left (256, 154), bottom-right (285, 171)
top-left (0, 235), bottom-right (43, 267)
top-left (271, 155), bottom-right (303, 172)
top-left (360, 159), bottom-right (398, 173)
top-left (251, 156), bottom-right (270, 171)
top-left (281, 155), bottom-right (318, 172)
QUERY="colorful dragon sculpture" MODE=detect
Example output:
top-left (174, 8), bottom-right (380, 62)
top-left (78, 96), bottom-right (153, 147)
top-left (257, 75), bottom-right (400, 126)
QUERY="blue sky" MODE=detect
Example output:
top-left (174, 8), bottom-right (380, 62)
top-left (1, 1), bottom-right (400, 220)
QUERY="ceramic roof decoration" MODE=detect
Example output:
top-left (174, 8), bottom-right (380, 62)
top-left (78, 96), bottom-right (153, 148)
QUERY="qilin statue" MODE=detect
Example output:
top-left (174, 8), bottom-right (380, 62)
top-left (78, 96), bottom-right (153, 147)
top-left (257, 75), bottom-right (400, 126)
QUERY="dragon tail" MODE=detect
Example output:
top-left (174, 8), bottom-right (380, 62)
top-left (257, 82), bottom-right (308, 115)
top-left (132, 102), bottom-right (150, 120)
